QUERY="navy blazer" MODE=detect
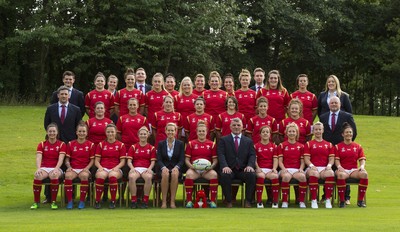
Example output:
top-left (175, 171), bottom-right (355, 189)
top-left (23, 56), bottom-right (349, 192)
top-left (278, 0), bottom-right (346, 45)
top-left (320, 110), bottom-right (357, 145)
top-left (156, 139), bottom-right (185, 171)
top-left (217, 134), bottom-right (256, 171)
top-left (135, 83), bottom-right (152, 95)
top-left (317, 91), bottom-right (352, 117)
top-left (51, 88), bottom-right (85, 117)
top-left (44, 103), bottom-right (82, 143)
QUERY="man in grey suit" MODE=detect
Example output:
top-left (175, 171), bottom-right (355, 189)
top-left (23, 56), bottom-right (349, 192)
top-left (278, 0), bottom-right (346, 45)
top-left (218, 118), bottom-right (256, 208)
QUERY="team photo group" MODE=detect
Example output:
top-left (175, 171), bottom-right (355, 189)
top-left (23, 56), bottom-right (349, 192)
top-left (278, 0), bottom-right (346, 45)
top-left (32, 67), bottom-right (368, 210)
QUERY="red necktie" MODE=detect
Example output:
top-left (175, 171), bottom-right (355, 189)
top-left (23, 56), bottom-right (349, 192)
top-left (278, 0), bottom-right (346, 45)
top-left (234, 136), bottom-right (239, 152)
top-left (331, 113), bottom-right (336, 131)
top-left (61, 104), bottom-right (66, 124)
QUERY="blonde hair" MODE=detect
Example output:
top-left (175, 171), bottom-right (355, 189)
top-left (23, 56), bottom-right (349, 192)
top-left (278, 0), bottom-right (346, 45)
top-left (208, 71), bottom-right (222, 88)
top-left (179, 76), bottom-right (193, 96)
top-left (152, 73), bottom-right (165, 91)
top-left (239, 69), bottom-right (251, 81)
top-left (324, 75), bottom-right (343, 97)
top-left (285, 122), bottom-right (299, 141)
top-left (288, 98), bottom-right (303, 118)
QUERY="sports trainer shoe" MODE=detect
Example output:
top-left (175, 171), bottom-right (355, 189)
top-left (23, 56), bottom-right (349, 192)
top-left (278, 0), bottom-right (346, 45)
top-left (209, 201), bottom-right (217, 208)
top-left (94, 201), bottom-right (101, 209)
top-left (51, 202), bottom-right (58, 210)
top-left (311, 200), bottom-right (318, 209)
top-left (357, 201), bottom-right (366, 208)
top-left (109, 201), bottom-right (116, 209)
top-left (141, 202), bottom-right (148, 209)
top-left (130, 201), bottom-right (137, 209)
top-left (325, 199), bottom-right (332, 209)
top-left (339, 201), bottom-right (346, 208)
top-left (30, 202), bottom-right (39, 209)
top-left (281, 202), bottom-right (288, 208)
top-left (78, 201), bottom-right (85, 209)
top-left (272, 203), bottom-right (279, 209)
top-left (299, 202), bottom-right (306, 208)
top-left (186, 201), bottom-right (194, 208)
top-left (345, 199), bottom-right (351, 205)
top-left (257, 202), bottom-right (264, 208)
top-left (66, 201), bottom-right (73, 209)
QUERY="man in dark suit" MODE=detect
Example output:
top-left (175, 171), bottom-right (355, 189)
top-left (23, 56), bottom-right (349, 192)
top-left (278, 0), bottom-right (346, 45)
top-left (217, 118), bottom-right (256, 208)
top-left (320, 96), bottom-right (357, 145)
top-left (50, 71), bottom-right (85, 117)
top-left (250, 67), bottom-right (265, 93)
top-left (135, 68), bottom-right (152, 95)
top-left (320, 96), bottom-right (357, 204)
top-left (45, 86), bottom-right (82, 143)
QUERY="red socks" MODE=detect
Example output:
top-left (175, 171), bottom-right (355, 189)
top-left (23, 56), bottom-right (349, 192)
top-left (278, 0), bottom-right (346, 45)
top-left (337, 179), bottom-right (346, 202)
top-left (143, 195), bottom-right (149, 204)
top-left (33, 179), bottom-right (42, 203)
top-left (298, 181), bottom-right (307, 203)
top-left (95, 178), bottom-right (105, 202)
top-left (358, 178), bottom-right (368, 201)
top-left (80, 180), bottom-right (89, 202)
top-left (185, 178), bottom-right (194, 202)
top-left (324, 177), bottom-right (335, 200)
top-left (281, 181), bottom-right (289, 202)
top-left (308, 176), bottom-right (319, 201)
top-left (50, 179), bottom-right (59, 202)
top-left (256, 178), bottom-right (264, 203)
top-left (64, 179), bottom-right (73, 202)
top-left (109, 177), bottom-right (118, 202)
top-left (271, 178), bottom-right (279, 204)
top-left (209, 179), bottom-right (218, 202)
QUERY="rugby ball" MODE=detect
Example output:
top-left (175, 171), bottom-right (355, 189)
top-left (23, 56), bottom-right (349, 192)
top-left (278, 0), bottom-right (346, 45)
top-left (192, 158), bottom-right (211, 170)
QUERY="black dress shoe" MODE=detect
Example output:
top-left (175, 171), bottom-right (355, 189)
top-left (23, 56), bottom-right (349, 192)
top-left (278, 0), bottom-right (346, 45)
top-left (339, 201), bottom-right (346, 208)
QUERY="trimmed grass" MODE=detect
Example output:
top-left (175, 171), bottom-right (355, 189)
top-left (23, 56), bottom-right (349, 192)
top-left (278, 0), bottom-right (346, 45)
top-left (0, 106), bottom-right (399, 231)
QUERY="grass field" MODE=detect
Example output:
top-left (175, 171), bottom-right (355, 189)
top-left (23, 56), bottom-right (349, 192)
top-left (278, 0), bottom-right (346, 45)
top-left (0, 106), bottom-right (399, 231)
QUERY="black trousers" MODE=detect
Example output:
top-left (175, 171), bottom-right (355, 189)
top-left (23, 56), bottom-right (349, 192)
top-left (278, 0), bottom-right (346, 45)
top-left (220, 169), bottom-right (256, 203)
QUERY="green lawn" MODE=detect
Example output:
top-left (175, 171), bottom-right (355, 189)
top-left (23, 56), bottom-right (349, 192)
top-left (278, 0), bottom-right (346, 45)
top-left (0, 106), bottom-right (399, 231)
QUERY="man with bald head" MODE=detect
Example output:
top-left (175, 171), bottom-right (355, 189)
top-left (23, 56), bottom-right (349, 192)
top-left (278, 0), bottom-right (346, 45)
top-left (320, 96), bottom-right (357, 145)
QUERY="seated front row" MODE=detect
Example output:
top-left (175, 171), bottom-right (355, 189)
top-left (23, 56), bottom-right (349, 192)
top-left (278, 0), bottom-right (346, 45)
top-left (31, 120), bottom-right (368, 209)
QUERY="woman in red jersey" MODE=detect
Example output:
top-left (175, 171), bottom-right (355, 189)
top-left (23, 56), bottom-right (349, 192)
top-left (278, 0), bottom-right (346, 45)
top-left (335, 122), bottom-right (368, 208)
top-left (116, 98), bottom-right (148, 149)
top-left (94, 124), bottom-right (126, 209)
top-left (31, 123), bottom-right (66, 210)
top-left (304, 122), bottom-right (335, 209)
top-left (246, 97), bottom-right (278, 144)
top-left (86, 102), bottom-right (113, 146)
top-left (192, 74), bottom-right (206, 96)
top-left (223, 73), bottom-right (235, 96)
top-left (144, 73), bottom-right (169, 129)
top-left (127, 126), bottom-right (156, 209)
top-left (278, 122), bottom-right (307, 208)
top-left (235, 69), bottom-right (257, 122)
top-left (279, 99), bottom-right (311, 144)
top-left (184, 121), bottom-right (218, 208)
top-left (202, 71), bottom-right (228, 127)
top-left (85, 72), bottom-right (115, 118)
top-left (290, 74), bottom-right (318, 125)
top-left (184, 96), bottom-right (215, 142)
top-left (114, 68), bottom-right (145, 117)
top-left (254, 126), bottom-right (279, 209)
top-left (164, 73), bottom-right (179, 97)
top-left (256, 70), bottom-right (290, 123)
top-left (174, 76), bottom-right (198, 141)
top-left (152, 95), bottom-right (182, 146)
top-left (64, 122), bottom-right (95, 209)
top-left (215, 96), bottom-right (245, 142)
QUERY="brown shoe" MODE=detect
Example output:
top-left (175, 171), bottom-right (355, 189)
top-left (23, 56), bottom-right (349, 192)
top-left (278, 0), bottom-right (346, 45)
top-left (226, 202), bottom-right (233, 208)
top-left (245, 201), bottom-right (252, 208)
